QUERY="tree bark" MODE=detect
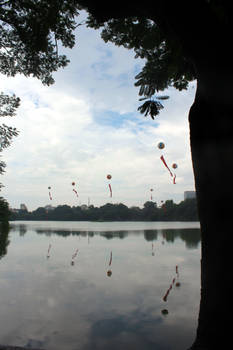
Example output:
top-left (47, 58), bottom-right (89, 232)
top-left (188, 65), bottom-right (233, 349)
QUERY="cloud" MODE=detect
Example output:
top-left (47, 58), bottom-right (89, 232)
top-left (0, 12), bottom-right (196, 211)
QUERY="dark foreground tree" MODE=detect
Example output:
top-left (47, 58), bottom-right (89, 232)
top-left (76, 1), bottom-right (233, 349)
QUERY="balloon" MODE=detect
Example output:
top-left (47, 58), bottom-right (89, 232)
top-left (71, 182), bottom-right (78, 197)
top-left (107, 175), bottom-right (112, 197)
top-left (150, 188), bottom-right (154, 200)
top-left (48, 187), bottom-right (52, 200)
top-left (172, 163), bottom-right (178, 169)
top-left (158, 142), bottom-right (165, 149)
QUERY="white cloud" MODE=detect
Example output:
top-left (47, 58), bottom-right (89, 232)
top-left (0, 14), bottom-right (196, 211)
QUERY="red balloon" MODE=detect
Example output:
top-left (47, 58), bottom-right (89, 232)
top-left (107, 174), bottom-right (112, 180)
top-left (72, 182), bottom-right (75, 186)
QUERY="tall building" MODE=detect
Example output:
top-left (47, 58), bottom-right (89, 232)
top-left (184, 191), bottom-right (196, 200)
top-left (20, 203), bottom-right (28, 211)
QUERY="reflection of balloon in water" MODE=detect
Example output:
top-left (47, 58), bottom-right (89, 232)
top-left (47, 243), bottom-right (52, 258)
top-left (162, 265), bottom-right (181, 301)
top-left (158, 142), bottom-right (165, 149)
top-left (107, 251), bottom-right (113, 276)
top-left (71, 248), bottom-right (79, 265)
top-left (152, 243), bottom-right (155, 256)
top-left (109, 251), bottom-right (112, 266)
top-left (106, 174), bottom-right (112, 197)
top-left (161, 309), bottom-right (169, 316)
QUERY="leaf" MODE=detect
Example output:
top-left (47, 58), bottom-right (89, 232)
top-left (157, 95), bottom-right (169, 100)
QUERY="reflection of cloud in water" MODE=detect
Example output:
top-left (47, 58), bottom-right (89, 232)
top-left (1, 221), bottom-right (200, 350)
top-left (84, 308), bottom-right (194, 350)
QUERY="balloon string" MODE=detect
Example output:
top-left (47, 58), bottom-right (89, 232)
top-left (173, 174), bottom-right (176, 184)
top-left (73, 188), bottom-right (78, 197)
top-left (109, 183), bottom-right (112, 197)
top-left (162, 265), bottom-right (179, 302)
top-left (47, 243), bottom-right (52, 257)
top-left (72, 248), bottom-right (79, 260)
top-left (160, 155), bottom-right (173, 177)
top-left (109, 251), bottom-right (112, 266)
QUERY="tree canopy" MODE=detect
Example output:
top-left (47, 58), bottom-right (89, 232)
top-left (86, 14), bottom-right (195, 118)
top-left (11, 198), bottom-right (199, 222)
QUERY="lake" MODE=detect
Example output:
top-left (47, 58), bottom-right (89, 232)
top-left (0, 221), bottom-right (201, 350)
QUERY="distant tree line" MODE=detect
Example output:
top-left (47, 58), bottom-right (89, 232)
top-left (10, 198), bottom-right (199, 222)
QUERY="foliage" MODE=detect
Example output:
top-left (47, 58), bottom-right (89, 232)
top-left (10, 198), bottom-right (199, 222)
top-left (0, 0), bottom-right (80, 84)
top-left (86, 15), bottom-right (196, 119)
top-left (0, 93), bottom-right (20, 186)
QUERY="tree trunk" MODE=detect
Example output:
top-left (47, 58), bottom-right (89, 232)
top-left (188, 66), bottom-right (233, 349)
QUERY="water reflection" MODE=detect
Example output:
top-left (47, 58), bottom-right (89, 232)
top-left (10, 223), bottom-right (201, 249)
top-left (0, 223), bottom-right (10, 260)
top-left (107, 251), bottom-right (113, 277)
top-left (2, 222), bottom-right (200, 350)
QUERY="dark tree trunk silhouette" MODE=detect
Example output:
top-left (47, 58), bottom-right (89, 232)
top-left (188, 64), bottom-right (233, 349)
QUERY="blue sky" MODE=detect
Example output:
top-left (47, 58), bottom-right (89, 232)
top-left (1, 11), bottom-right (196, 211)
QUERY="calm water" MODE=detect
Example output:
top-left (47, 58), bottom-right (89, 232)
top-left (0, 221), bottom-right (201, 350)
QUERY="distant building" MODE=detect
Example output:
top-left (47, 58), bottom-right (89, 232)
top-left (10, 208), bottom-right (20, 213)
top-left (44, 205), bottom-right (55, 211)
top-left (20, 203), bottom-right (28, 211)
top-left (184, 191), bottom-right (196, 200)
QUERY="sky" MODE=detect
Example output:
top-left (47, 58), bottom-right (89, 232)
top-left (0, 11), bottom-right (196, 211)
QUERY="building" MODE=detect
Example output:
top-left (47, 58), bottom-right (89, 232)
top-left (184, 191), bottom-right (196, 200)
top-left (44, 205), bottom-right (55, 211)
top-left (20, 203), bottom-right (28, 211)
